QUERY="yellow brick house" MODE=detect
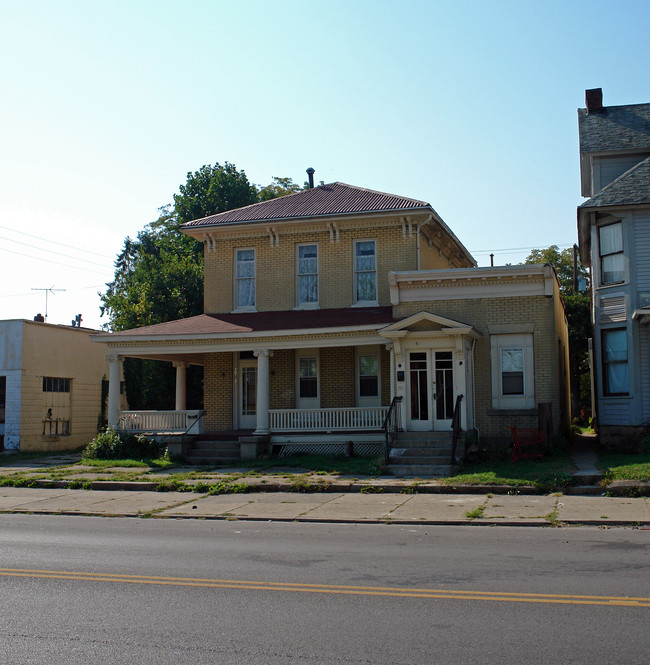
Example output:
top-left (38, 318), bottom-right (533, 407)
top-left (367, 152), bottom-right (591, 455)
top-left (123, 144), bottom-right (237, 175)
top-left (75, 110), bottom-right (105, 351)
top-left (97, 179), bottom-right (570, 469)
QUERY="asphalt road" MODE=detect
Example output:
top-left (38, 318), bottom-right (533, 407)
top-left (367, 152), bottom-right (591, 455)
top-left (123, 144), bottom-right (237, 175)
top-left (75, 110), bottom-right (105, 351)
top-left (1, 515), bottom-right (648, 664)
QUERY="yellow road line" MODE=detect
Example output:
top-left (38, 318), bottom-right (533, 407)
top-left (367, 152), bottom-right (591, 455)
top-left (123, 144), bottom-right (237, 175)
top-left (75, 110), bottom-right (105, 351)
top-left (1, 568), bottom-right (648, 607)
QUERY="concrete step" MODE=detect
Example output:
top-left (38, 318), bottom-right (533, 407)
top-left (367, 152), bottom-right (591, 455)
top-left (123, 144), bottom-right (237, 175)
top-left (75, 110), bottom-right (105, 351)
top-left (192, 439), bottom-right (239, 451)
top-left (389, 464), bottom-right (452, 478)
top-left (565, 485), bottom-right (604, 496)
top-left (390, 446), bottom-right (451, 457)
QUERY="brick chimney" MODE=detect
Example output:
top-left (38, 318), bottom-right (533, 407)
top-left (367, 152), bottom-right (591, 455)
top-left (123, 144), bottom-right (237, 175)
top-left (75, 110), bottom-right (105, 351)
top-left (585, 88), bottom-right (603, 113)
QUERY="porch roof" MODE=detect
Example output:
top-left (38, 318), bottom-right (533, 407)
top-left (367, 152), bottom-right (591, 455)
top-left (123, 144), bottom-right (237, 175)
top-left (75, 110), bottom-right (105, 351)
top-left (97, 307), bottom-right (396, 341)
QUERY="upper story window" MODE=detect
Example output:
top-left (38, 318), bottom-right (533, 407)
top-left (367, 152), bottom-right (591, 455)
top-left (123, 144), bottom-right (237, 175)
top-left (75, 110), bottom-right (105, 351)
top-left (602, 328), bottom-right (628, 396)
top-left (235, 249), bottom-right (255, 310)
top-left (599, 222), bottom-right (624, 285)
top-left (297, 244), bottom-right (318, 307)
top-left (354, 240), bottom-right (377, 304)
top-left (43, 377), bottom-right (70, 393)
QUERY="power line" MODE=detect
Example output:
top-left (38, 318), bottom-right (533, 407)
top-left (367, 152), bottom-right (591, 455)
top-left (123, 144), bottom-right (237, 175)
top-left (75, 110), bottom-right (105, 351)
top-left (0, 234), bottom-right (113, 268)
top-left (0, 223), bottom-right (116, 260)
top-left (0, 246), bottom-right (111, 276)
top-left (470, 243), bottom-right (575, 255)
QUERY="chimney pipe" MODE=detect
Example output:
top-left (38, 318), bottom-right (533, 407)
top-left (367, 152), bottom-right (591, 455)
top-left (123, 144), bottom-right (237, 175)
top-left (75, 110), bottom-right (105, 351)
top-left (585, 88), bottom-right (603, 113)
top-left (306, 167), bottom-right (315, 189)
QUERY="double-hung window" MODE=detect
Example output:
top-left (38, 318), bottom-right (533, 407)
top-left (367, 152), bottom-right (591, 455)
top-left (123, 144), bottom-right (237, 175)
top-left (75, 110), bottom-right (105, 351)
top-left (602, 328), bottom-right (629, 396)
top-left (297, 244), bottom-right (318, 307)
top-left (490, 334), bottom-right (534, 409)
top-left (298, 357), bottom-right (318, 398)
top-left (359, 355), bottom-right (379, 397)
top-left (599, 223), bottom-right (624, 285)
top-left (354, 240), bottom-right (377, 304)
top-left (235, 249), bottom-right (255, 310)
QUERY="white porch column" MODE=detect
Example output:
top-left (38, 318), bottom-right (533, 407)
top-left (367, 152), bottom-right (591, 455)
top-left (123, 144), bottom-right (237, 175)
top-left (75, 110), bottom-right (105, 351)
top-left (253, 349), bottom-right (273, 435)
top-left (385, 342), bottom-right (395, 400)
top-left (173, 361), bottom-right (188, 411)
top-left (107, 353), bottom-right (122, 428)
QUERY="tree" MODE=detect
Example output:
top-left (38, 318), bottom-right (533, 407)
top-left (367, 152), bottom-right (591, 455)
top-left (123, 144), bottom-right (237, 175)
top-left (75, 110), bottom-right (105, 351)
top-left (523, 245), bottom-right (592, 421)
top-left (101, 163), bottom-right (298, 409)
top-left (257, 176), bottom-right (306, 201)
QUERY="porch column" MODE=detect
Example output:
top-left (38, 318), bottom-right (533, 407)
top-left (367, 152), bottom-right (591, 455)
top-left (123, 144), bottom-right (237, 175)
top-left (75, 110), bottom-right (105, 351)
top-left (107, 353), bottom-right (122, 428)
top-left (385, 342), bottom-right (395, 400)
top-left (253, 349), bottom-right (273, 435)
top-left (173, 361), bottom-right (188, 411)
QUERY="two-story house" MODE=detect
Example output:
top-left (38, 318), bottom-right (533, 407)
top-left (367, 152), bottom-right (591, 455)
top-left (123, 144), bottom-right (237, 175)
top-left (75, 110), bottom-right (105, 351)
top-left (577, 89), bottom-right (650, 448)
top-left (98, 178), bottom-right (570, 466)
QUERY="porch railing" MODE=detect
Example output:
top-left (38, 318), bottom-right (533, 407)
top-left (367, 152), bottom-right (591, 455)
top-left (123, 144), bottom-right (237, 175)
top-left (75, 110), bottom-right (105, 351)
top-left (383, 396), bottom-right (403, 463)
top-left (270, 407), bottom-right (388, 432)
top-left (118, 410), bottom-right (204, 434)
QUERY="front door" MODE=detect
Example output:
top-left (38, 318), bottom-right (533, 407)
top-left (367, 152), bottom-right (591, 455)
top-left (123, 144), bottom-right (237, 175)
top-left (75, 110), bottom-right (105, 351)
top-left (407, 350), bottom-right (454, 431)
top-left (238, 359), bottom-right (257, 429)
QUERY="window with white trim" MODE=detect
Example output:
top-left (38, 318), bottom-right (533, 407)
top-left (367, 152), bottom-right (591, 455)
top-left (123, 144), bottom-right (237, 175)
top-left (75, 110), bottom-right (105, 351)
top-left (602, 328), bottom-right (629, 396)
top-left (298, 357), bottom-right (318, 398)
top-left (359, 355), bottom-right (379, 398)
top-left (354, 240), bottom-right (377, 304)
top-left (599, 222), bottom-right (624, 285)
top-left (490, 334), bottom-right (534, 409)
top-left (297, 244), bottom-right (318, 307)
top-left (235, 248), bottom-right (255, 310)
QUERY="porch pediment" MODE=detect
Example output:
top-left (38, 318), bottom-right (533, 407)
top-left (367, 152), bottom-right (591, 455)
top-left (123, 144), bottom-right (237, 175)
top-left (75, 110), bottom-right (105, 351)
top-left (379, 311), bottom-right (480, 338)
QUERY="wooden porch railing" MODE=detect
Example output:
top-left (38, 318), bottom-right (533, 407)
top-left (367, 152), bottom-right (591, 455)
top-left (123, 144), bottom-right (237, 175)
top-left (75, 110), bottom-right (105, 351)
top-left (118, 410), bottom-right (204, 434)
top-left (269, 407), bottom-right (389, 432)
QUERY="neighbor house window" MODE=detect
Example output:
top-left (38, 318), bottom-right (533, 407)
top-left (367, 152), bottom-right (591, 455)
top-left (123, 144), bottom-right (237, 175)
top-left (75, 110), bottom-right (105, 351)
top-left (359, 355), bottom-right (379, 397)
top-left (354, 240), bottom-right (377, 303)
top-left (490, 334), bottom-right (534, 409)
top-left (602, 328), bottom-right (628, 395)
top-left (599, 222), bottom-right (624, 285)
top-left (299, 357), bottom-right (318, 398)
top-left (235, 248), bottom-right (255, 309)
top-left (0, 376), bottom-right (6, 424)
top-left (297, 244), bottom-right (318, 307)
top-left (42, 377), bottom-right (70, 393)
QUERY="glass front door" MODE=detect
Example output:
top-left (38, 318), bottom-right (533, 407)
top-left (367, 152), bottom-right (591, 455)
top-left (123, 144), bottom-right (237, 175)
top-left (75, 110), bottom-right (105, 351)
top-left (239, 362), bottom-right (257, 429)
top-left (407, 350), bottom-right (454, 431)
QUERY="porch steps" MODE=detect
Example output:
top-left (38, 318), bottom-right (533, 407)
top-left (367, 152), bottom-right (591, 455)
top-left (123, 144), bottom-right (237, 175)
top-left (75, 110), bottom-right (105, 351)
top-left (184, 437), bottom-right (240, 465)
top-left (388, 434), bottom-right (454, 478)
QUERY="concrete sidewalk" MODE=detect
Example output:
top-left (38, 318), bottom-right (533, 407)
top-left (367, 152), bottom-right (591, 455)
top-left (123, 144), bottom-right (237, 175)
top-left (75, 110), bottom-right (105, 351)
top-left (1, 486), bottom-right (648, 526)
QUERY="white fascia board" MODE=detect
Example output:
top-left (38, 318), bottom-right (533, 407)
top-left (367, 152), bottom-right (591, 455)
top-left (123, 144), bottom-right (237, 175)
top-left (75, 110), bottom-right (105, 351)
top-left (95, 323), bottom-right (386, 345)
top-left (183, 209), bottom-right (432, 239)
top-left (104, 333), bottom-right (388, 358)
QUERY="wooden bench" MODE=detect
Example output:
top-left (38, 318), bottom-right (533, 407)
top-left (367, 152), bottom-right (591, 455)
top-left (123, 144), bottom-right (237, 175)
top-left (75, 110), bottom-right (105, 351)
top-left (509, 426), bottom-right (543, 462)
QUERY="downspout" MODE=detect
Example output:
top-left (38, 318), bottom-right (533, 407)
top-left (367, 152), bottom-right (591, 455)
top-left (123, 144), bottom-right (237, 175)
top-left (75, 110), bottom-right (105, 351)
top-left (471, 338), bottom-right (479, 445)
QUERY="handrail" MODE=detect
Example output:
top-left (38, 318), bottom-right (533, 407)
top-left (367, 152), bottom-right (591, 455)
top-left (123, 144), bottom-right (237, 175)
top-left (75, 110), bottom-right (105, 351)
top-left (450, 394), bottom-right (463, 462)
top-left (184, 409), bottom-right (205, 436)
top-left (383, 396), bottom-right (403, 464)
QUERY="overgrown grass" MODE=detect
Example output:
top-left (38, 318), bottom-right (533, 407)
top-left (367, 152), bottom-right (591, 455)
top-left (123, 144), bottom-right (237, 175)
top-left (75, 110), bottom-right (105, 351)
top-left (600, 452), bottom-right (650, 482)
top-left (80, 457), bottom-right (175, 470)
top-left (237, 454), bottom-right (385, 476)
top-left (0, 449), bottom-right (82, 466)
top-left (442, 454), bottom-right (575, 491)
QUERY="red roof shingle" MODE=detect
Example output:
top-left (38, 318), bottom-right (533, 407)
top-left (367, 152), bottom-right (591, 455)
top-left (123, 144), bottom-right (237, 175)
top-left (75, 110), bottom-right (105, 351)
top-left (181, 182), bottom-right (431, 229)
top-left (105, 307), bottom-right (396, 338)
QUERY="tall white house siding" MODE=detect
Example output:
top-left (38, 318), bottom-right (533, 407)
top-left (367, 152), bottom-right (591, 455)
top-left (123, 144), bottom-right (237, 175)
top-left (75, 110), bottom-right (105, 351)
top-left (0, 321), bottom-right (24, 450)
top-left (593, 154), bottom-right (650, 193)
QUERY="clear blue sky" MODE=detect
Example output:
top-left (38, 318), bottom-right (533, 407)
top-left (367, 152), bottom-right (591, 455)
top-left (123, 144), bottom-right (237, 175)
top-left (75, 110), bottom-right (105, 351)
top-left (1, 0), bottom-right (648, 328)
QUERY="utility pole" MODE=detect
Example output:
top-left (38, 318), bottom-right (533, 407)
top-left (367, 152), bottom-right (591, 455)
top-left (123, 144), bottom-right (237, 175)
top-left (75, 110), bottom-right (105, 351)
top-left (31, 286), bottom-right (66, 321)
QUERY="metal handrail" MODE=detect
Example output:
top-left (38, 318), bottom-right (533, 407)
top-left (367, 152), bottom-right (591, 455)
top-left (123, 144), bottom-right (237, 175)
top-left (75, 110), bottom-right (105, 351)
top-left (450, 394), bottom-right (463, 462)
top-left (383, 396), bottom-right (403, 464)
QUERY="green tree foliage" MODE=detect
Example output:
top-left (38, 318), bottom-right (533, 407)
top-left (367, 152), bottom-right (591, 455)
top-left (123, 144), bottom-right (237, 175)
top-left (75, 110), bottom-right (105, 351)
top-left (101, 163), bottom-right (300, 410)
top-left (523, 245), bottom-right (592, 419)
top-left (257, 176), bottom-right (306, 201)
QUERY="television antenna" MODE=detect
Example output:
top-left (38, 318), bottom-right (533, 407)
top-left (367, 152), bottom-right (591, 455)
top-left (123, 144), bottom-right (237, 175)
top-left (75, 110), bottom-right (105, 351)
top-left (31, 286), bottom-right (66, 320)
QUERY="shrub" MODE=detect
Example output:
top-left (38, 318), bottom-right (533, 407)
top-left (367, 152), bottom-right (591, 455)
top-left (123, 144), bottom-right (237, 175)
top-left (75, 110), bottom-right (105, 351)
top-left (83, 428), bottom-right (167, 461)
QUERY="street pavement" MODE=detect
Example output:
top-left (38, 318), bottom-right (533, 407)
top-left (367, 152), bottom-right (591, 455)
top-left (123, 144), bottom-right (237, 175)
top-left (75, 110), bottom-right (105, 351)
top-left (0, 486), bottom-right (648, 525)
